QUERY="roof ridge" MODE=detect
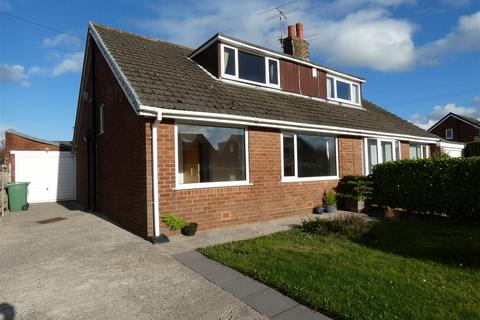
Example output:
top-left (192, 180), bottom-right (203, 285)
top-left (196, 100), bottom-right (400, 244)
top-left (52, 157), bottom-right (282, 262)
top-left (451, 112), bottom-right (480, 126)
top-left (90, 22), bottom-right (193, 52)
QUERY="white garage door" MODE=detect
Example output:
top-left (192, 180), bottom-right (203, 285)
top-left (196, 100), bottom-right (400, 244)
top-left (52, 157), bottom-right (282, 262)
top-left (13, 151), bottom-right (76, 203)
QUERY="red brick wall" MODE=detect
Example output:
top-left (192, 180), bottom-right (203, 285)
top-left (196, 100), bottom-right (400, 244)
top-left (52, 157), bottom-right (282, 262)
top-left (74, 41), bottom-right (151, 238)
top-left (4, 132), bottom-right (69, 181)
top-left (155, 123), bottom-right (363, 235)
top-left (430, 116), bottom-right (479, 143)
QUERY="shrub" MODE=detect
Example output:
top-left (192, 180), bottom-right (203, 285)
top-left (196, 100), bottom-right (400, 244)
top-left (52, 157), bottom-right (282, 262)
top-left (301, 215), bottom-right (374, 239)
top-left (372, 157), bottom-right (480, 219)
top-left (161, 214), bottom-right (188, 231)
top-left (323, 189), bottom-right (337, 206)
top-left (337, 175), bottom-right (373, 201)
top-left (465, 142), bottom-right (480, 157)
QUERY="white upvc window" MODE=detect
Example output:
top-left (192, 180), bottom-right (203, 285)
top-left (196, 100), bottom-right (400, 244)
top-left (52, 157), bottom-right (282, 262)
top-left (281, 132), bottom-right (339, 182)
top-left (220, 44), bottom-right (280, 89)
top-left (445, 128), bottom-right (453, 140)
top-left (326, 75), bottom-right (361, 106)
top-left (409, 143), bottom-right (429, 160)
top-left (364, 138), bottom-right (401, 175)
top-left (174, 122), bottom-right (250, 190)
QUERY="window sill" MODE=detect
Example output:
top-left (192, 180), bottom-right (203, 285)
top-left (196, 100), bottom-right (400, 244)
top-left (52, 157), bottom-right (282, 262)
top-left (281, 176), bottom-right (339, 183)
top-left (174, 181), bottom-right (253, 190)
top-left (326, 98), bottom-right (362, 108)
top-left (221, 75), bottom-right (281, 90)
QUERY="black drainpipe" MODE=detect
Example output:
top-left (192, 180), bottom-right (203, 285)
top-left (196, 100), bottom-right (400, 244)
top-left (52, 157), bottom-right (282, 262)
top-left (89, 37), bottom-right (97, 210)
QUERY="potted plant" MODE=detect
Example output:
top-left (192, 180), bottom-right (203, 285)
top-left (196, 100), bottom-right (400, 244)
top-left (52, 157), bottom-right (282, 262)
top-left (323, 189), bottom-right (337, 213)
top-left (161, 214), bottom-right (198, 236)
top-left (337, 175), bottom-right (373, 213)
top-left (313, 203), bottom-right (323, 215)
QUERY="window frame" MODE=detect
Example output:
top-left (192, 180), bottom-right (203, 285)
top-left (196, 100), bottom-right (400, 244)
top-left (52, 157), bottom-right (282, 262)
top-left (364, 138), bottom-right (401, 175)
top-left (326, 74), bottom-right (362, 106)
top-left (409, 143), bottom-right (429, 159)
top-left (98, 104), bottom-right (105, 135)
top-left (445, 128), bottom-right (453, 140)
top-left (174, 121), bottom-right (251, 190)
top-left (280, 132), bottom-right (339, 182)
top-left (220, 43), bottom-right (281, 89)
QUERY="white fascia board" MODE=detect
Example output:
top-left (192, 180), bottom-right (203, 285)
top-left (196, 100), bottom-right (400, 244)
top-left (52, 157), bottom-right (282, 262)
top-left (140, 105), bottom-right (439, 143)
top-left (88, 22), bottom-right (143, 113)
top-left (438, 141), bottom-right (466, 149)
top-left (192, 34), bottom-right (365, 83)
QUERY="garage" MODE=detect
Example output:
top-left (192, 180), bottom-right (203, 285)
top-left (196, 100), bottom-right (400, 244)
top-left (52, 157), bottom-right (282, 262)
top-left (12, 151), bottom-right (75, 203)
top-left (5, 130), bottom-right (75, 203)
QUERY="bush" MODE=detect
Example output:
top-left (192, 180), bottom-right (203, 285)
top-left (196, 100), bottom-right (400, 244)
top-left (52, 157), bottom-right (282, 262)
top-left (161, 214), bottom-right (188, 231)
top-left (301, 215), bottom-right (374, 239)
top-left (337, 175), bottom-right (373, 201)
top-left (323, 189), bottom-right (337, 206)
top-left (372, 157), bottom-right (480, 218)
top-left (465, 142), bottom-right (480, 157)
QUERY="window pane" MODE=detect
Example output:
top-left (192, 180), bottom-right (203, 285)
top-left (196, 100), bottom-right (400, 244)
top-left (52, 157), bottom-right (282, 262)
top-left (336, 80), bottom-right (351, 101)
top-left (395, 141), bottom-right (400, 160)
top-left (283, 135), bottom-right (295, 177)
top-left (352, 84), bottom-right (359, 104)
top-left (367, 139), bottom-right (378, 173)
top-left (422, 146), bottom-right (428, 159)
top-left (381, 141), bottom-right (393, 162)
top-left (409, 144), bottom-right (421, 159)
top-left (238, 50), bottom-right (265, 83)
top-left (223, 47), bottom-right (236, 76)
top-left (327, 77), bottom-right (334, 98)
top-left (297, 134), bottom-right (336, 177)
top-left (268, 59), bottom-right (278, 85)
top-left (178, 124), bottom-right (246, 184)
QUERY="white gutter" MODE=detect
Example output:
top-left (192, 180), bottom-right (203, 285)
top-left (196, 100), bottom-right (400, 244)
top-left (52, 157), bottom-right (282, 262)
top-left (139, 105), bottom-right (439, 144)
top-left (150, 111), bottom-right (168, 244)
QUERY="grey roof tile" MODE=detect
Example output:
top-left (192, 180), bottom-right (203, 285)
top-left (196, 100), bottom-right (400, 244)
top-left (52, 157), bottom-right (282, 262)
top-left (93, 24), bottom-right (436, 139)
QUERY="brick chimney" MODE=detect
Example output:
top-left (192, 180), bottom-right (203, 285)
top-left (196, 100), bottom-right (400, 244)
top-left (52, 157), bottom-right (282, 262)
top-left (282, 22), bottom-right (310, 60)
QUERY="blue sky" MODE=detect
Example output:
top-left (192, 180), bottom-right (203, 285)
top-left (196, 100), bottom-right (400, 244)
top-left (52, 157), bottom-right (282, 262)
top-left (0, 0), bottom-right (479, 141)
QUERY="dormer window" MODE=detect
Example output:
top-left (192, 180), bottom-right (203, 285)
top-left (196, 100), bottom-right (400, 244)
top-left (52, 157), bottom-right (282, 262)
top-left (221, 44), bottom-right (280, 88)
top-left (327, 75), bottom-right (361, 106)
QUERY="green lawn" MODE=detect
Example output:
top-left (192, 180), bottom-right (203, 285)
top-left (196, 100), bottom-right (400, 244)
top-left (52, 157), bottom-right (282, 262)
top-left (198, 217), bottom-right (480, 320)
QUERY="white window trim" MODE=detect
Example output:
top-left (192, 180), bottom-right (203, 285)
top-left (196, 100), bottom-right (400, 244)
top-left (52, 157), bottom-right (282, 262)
top-left (98, 104), bottom-right (105, 135)
top-left (326, 74), bottom-right (362, 107)
top-left (445, 128), bottom-right (453, 140)
top-left (364, 138), bottom-right (400, 175)
top-left (280, 132), bottom-right (339, 182)
top-left (409, 143), bottom-right (430, 160)
top-left (220, 43), bottom-right (281, 89)
top-left (174, 121), bottom-right (251, 190)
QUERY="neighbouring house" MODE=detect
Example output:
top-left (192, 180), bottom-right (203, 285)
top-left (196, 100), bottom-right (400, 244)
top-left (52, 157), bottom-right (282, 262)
top-left (4, 130), bottom-right (75, 203)
top-left (428, 112), bottom-right (480, 143)
top-left (73, 22), bottom-right (443, 242)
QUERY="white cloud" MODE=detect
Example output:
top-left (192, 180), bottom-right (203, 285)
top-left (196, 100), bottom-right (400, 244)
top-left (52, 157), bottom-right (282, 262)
top-left (417, 11), bottom-right (480, 64)
top-left (473, 96), bottom-right (480, 105)
top-left (42, 33), bottom-right (80, 48)
top-left (0, 64), bottom-right (30, 87)
top-left (307, 8), bottom-right (416, 71)
top-left (52, 52), bottom-right (84, 76)
top-left (409, 102), bottom-right (480, 130)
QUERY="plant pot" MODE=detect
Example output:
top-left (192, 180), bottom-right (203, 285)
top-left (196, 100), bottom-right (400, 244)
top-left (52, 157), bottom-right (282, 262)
top-left (384, 207), bottom-right (395, 220)
top-left (324, 205), bottom-right (336, 213)
top-left (313, 207), bottom-right (323, 215)
top-left (345, 198), bottom-right (365, 213)
top-left (181, 223), bottom-right (198, 236)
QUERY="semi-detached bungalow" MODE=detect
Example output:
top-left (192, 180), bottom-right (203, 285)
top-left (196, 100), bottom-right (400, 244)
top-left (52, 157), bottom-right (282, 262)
top-left (73, 22), bottom-right (443, 242)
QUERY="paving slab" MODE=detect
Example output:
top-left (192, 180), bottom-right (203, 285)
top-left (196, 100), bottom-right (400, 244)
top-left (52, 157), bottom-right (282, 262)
top-left (272, 305), bottom-right (331, 320)
top-left (175, 251), bottom-right (332, 319)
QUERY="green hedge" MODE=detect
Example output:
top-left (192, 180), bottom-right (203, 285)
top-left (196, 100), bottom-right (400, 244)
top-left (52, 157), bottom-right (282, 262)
top-left (371, 157), bottom-right (480, 218)
top-left (465, 142), bottom-right (480, 157)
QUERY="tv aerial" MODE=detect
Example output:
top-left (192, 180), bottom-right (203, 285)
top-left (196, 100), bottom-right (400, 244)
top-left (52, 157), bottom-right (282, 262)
top-left (258, 0), bottom-right (300, 48)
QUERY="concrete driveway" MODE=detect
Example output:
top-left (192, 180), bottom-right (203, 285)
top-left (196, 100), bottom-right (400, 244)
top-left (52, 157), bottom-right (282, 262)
top-left (0, 203), bottom-right (266, 320)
